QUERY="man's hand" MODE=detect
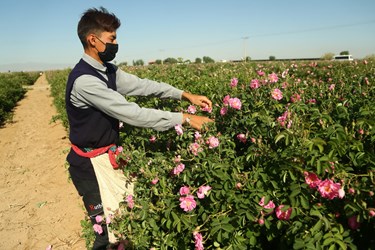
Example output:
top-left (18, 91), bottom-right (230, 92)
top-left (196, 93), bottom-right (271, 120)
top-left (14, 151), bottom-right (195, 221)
top-left (183, 113), bottom-right (213, 131)
top-left (182, 92), bottom-right (212, 110)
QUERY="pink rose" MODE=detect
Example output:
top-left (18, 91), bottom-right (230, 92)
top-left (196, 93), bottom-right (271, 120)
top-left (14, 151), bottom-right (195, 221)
top-left (317, 179), bottom-right (341, 200)
top-left (179, 195), bottom-right (196, 212)
top-left (175, 124), bottom-right (183, 135)
top-left (95, 215), bottom-right (103, 224)
top-left (268, 73), bottom-right (278, 83)
top-left (149, 135), bottom-right (157, 143)
top-left (187, 105), bottom-right (197, 114)
top-left (151, 177), bottom-right (159, 185)
top-left (230, 77), bottom-right (238, 88)
top-left (189, 142), bottom-right (203, 156)
top-left (223, 95), bottom-right (231, 106)
top-left (193, 232), bottom-right (204, 250)
top-left (250, 79), bottom-right (260, 89)
top-left (237, 133), bottom-right (247, 143)
top-left (271, 88), bottom-right (283, 100)
top-left (304, 171), bottom-right (321, 188)
top-left (275, 205), bottom-right (292, 220)
top-left (197, 185), bottom-right (212, 199)
top-left (220, 107), bottom-right (228, 116)
top-left (126, 195), bottom-right (134, 209)
top-left (206, 136), bottom-right (219, 149)
top-left (259, 197), bottom-right (276, 210)
top-left (179, 186), bottom-right (190, 196)
top-left (93, 224), bottom-right (103, 234)
top-left (172, 163), bottom-right (185, 175)
top-left (228, 97), bottom-right (242, 110)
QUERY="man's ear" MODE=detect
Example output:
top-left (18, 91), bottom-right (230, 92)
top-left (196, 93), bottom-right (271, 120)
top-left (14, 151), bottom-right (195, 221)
top-left (87, 34), bottom-right (96, 47)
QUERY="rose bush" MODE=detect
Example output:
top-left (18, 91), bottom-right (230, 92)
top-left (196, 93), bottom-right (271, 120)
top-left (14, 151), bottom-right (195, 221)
top-left (48, 60), bottom-right (374, 249)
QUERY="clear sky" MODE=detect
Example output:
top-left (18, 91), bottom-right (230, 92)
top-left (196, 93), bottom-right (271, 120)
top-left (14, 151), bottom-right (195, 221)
top-left (0, 0), bottom-right (374, 72)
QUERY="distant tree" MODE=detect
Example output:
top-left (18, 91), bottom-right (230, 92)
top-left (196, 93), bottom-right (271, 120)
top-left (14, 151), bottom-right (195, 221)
top-left (340, 51), bottom-right (350, 55)
top-left (155, 59), bottom-right (162, 65)
top-left (163, 57), bottom-right (178, 64)
top-left (177, 57), bottom-right (184, 64)
top-left (195, 58), bottom-right (202, 64)
top-left (132, 59), bottom-right (144, 66)
top-left (321, 53), bottom-right (335, 60)
top-left (245, 56), bottom-right (251, 62)
top-left (269, 55), bottom-right (276, 61)
top-left (117, 61), bottom-right (128, 67)
top-left (203, 56), bottom-right (215, 63)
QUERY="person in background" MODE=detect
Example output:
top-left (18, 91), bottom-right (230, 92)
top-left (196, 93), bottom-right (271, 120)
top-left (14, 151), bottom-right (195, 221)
top-left (65, 7), bottom-right (213, 249)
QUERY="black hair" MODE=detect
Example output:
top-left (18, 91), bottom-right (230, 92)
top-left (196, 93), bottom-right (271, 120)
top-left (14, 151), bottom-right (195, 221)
top-left (77, 7), bottom-right (121, 48)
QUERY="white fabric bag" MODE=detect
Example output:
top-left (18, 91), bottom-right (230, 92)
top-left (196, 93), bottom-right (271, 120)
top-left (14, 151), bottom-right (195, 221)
top-left (91, 153), bottom-right (134, 243)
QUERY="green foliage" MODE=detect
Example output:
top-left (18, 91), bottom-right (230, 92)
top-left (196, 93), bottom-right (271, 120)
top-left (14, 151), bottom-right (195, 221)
top-left (0, 71), bottom-right (40, 125)
top-left (203, 56), bottom-right (215, 63)
top-left (48, 60), bottom-right (375, 249)
top-left (45, 69), bottom-right (71, 129)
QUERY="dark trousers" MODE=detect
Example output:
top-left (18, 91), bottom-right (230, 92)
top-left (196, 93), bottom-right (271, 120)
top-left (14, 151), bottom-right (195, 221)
top-left (69, 171), bottom-right (109, 250)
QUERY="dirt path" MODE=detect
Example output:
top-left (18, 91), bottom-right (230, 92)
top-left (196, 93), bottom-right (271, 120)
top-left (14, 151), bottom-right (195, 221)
top-left (0, 74), bottom-right (86, 249)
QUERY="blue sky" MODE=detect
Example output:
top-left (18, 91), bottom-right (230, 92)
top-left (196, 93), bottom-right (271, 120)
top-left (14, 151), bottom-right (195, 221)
top-left (0, 0), bottom-right (374, 71)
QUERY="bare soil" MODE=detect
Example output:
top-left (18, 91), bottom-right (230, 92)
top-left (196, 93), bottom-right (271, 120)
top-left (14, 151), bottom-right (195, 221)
top-left (0, 74), bottom-right (87, 249)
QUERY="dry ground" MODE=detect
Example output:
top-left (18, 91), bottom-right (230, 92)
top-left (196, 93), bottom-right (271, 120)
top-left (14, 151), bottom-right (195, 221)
top-left (0, 74), bottom-right (87, 249)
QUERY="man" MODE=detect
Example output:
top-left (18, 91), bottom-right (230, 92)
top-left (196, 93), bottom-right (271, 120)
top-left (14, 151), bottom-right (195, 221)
top-left (65, 7), bottom-right (213, 249)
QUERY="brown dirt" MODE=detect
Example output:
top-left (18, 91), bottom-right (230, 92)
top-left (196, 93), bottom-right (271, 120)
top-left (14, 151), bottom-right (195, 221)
top-left (0, 74), bottom-right (87, 249)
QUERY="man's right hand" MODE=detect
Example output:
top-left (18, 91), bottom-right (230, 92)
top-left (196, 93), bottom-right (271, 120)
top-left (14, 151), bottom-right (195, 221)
top-left (183, 113), bottom-right (214, 131)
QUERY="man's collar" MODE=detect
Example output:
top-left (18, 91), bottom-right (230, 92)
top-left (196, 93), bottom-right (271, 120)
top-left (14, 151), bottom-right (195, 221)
top-left (82, 53), bottom-right (107, 73)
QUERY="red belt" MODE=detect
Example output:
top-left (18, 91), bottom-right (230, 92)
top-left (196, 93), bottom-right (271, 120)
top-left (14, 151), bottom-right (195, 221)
top-left (71, 144), bottom-right (120, 169)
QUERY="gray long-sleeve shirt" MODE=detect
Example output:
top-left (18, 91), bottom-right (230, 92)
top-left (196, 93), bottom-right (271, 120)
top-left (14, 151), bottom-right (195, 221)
top-left (70, 53), bottom-right (184, 131)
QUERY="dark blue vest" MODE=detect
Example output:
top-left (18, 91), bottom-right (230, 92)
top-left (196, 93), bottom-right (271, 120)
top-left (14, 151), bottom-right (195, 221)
top-left (65, 59), bottom-right (119, 179)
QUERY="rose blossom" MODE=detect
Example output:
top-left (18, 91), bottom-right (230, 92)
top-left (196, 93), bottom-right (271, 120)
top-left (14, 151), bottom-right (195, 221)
top-left (151, 177), bottom-right (159, 185)
top-left (220, 107), bottom-right (228, 116)
top-left (257, 70), bottom-right (265, 76)
top-left (201, 104), bottom-right (212, 113)
top-left (275, 205), bottom-right (292, 220)
top-left (259, 197), bottom-right (276, 210)
top-left (194, 131), bottom-right (202, 141)
top-left (338, 188), bottom-right (345, 199)
top-left (290, 93), bottom-right (301, 103)
top-left (95, 215), bottom-right (103, 224)
top-left (175, 124), bottom-right (183, 135)
top-left (149, 135), bottom-right (156, 143)
top-left (187, 105), bottom-right (197, 114)
top-left (197, 185), bottom-right (212, 199)
top-left (189, 142), bottom-right (203, 156)
top-left (268, 73), bottom-right (279, 83)
top-left (237, 133), bottom-right (247, 143)
top-left (206, 136), bottom-right (219, 149)
top-left (271, 88), bottom-right (283, 100)
top-left (193, 232), bottom-right (204, 250)
top-left (179, 195), bottom-right (196, 212)
top-left (179, 186), bottom-right (190, 196)
top-left (304, 171), bottom-right (321, 188)
top-left (250, 79), bottom-right (260, 89)
top-left (317, 179), bottom-right (341, 200)
top-left (172, 163), bottom-right (185, 175)
top-left (223, 95), bottom-right (231, 106)
top-left (93, 224), bottom-right (103, 234)
top-left (228, 97), bottom-right (242, 110)
top-left (126, 195), bottom-right (134, 209)
top-left (230, 77), bottom-right (238, 88)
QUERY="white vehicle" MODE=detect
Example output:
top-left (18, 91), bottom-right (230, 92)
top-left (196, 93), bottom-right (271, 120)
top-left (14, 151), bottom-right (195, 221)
top-left (333, 54), bottom-right (354, 61)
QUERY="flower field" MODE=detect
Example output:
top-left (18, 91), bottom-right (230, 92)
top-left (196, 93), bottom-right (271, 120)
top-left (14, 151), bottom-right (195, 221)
top-left (47, 59), bottom-right (374, 249)
top-left (0, 72), bottom-right (40, 125)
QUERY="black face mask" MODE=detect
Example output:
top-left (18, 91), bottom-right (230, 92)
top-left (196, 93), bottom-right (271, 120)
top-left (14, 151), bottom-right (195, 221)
top-left (96, 37), bottom-right (118, 62)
